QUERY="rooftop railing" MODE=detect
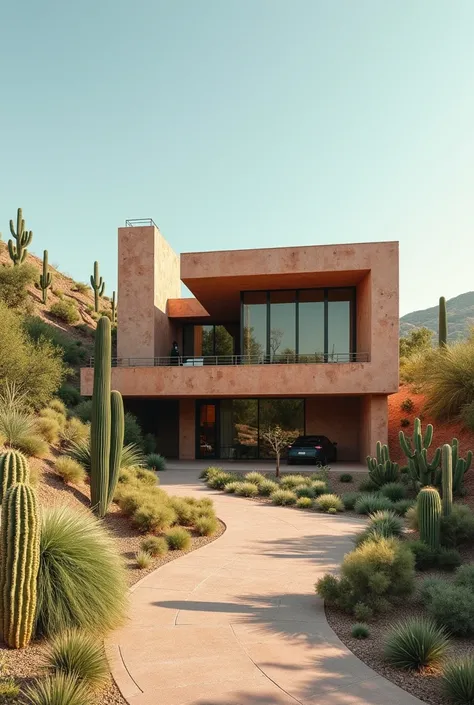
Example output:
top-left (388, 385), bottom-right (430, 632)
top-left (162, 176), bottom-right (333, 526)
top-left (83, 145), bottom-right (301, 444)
top-left (88, 352), bottom-right (370, 367)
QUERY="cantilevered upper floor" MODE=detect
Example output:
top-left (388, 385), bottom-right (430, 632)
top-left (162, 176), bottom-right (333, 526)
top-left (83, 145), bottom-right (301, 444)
top-left (81, 223), bottom-right (399, 397)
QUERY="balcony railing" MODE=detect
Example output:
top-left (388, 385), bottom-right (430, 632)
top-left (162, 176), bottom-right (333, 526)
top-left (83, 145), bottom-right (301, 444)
top-left (88, 352), bottom-right (370, 367)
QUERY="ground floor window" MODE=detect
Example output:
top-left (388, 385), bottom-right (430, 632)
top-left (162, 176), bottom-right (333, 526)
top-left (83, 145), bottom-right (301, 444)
top-left (196, 398), bottom-right (304, 460)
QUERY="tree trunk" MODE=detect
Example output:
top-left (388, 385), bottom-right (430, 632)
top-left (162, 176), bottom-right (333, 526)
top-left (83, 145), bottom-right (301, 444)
top-left (275, 452), bottom-right (280, 478)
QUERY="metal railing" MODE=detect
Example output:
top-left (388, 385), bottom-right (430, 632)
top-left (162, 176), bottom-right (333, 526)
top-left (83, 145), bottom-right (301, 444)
top-left (124, 218), bottom-right (158, 228)
top-left (88, 352), bottom-right (370, 367)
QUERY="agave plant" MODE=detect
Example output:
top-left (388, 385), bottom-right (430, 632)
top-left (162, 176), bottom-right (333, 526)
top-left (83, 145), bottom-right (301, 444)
top-left (66, 440), bottom-right (145, 473)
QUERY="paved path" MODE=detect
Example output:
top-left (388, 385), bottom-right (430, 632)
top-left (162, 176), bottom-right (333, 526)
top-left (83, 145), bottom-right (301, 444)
top-left (107, 470), bottom-right (425, 705)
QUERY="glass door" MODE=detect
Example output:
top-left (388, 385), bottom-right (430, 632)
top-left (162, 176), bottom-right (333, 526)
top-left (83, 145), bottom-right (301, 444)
top-left (196, 401), bottom-right (219, 459)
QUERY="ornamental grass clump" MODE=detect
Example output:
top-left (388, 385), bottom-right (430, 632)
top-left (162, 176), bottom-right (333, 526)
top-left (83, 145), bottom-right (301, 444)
top-left (194, 515), bottom-right (218, 536)
top-left (146, 453), bottom-right (166, 472)
top-left (140, 535), bottom-right (168, 557)
top-left (44, 629), bottom-right (108, 689)
top-left (207, 471), bottom-right (235, 489)
top-left (295, 484), bottom-right (316, 499)
top-left (54, 457), bottom-right (86, 485)
top-left (296, 496), bottom-right (313, 509)
top-left (132, 501), bottom-right (177, 533)
top-left (342, 492), bottom-right (360, 510)
top-left (354, 493), bottom-right (394, 515)
top-left (234, 481), bottom-right (259, 497)
top-left (384, 617), bottom-right (449, 671)
top-left (35, 417), bottom-right (61, 445)
top-left (244, 472), bottom-right (266, 486)
top-left (135, 550), bottom-right (152, 569)
top-left (36, 506), bottom-right (128, 637)
top-left (380, 482), bottom-right (406, 502)
top-left (351, 623), bottom-right (369, 639)
top-left (24, 673), bottom-right (89, 705)
top-left (270, 489), bottom-right (297, 506)
top-left (166, 527), bottom-right (191, 550)
top-left (280, 474), bottom-right (309, 490)
top-left (443, 657), bottom-right (474, 705)
top-left (355, 510), bottom-right (403, 546)
top-left (315, 493), bottom-right (343, 513)
top-left (258, 479), bottom-right (279, 496)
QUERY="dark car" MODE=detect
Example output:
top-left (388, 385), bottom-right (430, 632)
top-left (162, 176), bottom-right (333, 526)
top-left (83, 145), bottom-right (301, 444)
top-left (287, 435), bottom-right (337, 465)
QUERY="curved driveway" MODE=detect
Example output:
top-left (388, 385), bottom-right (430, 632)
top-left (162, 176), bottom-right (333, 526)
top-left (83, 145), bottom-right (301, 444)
top-left (107, 470), bottom-right (425, 705)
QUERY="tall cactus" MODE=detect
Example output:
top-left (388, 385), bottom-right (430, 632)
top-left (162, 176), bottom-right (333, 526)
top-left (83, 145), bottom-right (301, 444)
top-left (439, 296), bottom-right (447, 347)
top-left (90, 316), bottom-right (111, 517)
top-left (451, 438), bottom-right (473, 494)
top-left (0, 449), bottom-right (30, 504)
top-left (111, 291), bottom-right (116, 324)
top-left (0, 483), bottom-right (40, 648)
top-left (39, 250), bottom-right (52, 304)
top-left (90, 261), bottom-right (105, 313)
top-left (441, 444), bottom-right (453, 516)
top-left (107, 390), bottom-right (124, 507)
top-left (417, 486), bottom-right (442, 549)
top-left (399, 417), bottom-right (441, 488)
top-left (8, 208), bottom-right (33, 266)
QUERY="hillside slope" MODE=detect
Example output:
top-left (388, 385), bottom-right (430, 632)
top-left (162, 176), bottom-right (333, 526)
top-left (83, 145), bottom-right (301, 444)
top-left (400, 291), bottom-right (474, 341)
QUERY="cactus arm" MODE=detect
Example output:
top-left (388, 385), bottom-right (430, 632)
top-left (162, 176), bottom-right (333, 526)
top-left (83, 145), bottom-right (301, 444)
top-left (423, 424), bottom-right (434, 449)
top-left (466, 450), bottom-right (473, 472)
top-left (90, 261), bottom-right (105, 312)
top-left (439, 296), bottom-right (448, 347)
top-left (441, 444), bottom-right (453, 516)
top-left (428, 447), bottom-right (441, 471)
top-left (399, 431), bottom-right (415, 459)
top-left (7, 208), bottom-right (32, 265)
top-left (107, 390), bottom-right (124, 508)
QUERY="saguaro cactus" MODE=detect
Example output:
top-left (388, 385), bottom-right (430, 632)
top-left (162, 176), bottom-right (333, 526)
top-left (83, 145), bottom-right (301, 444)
top-left (90, 316), bottom-right (112, 517)
top-left (0, 449), bottom-right (30, 504)
top-left (417, 486), bottom-right (442, 549)
top-left (451, 438), bottom-right (473, 494)
top-left (90, 261), bottom-right (105, 313)
top-left (107, 390), bottom-right (124, 507)
top-left (0, 483), bottom-right (40, 648)
top-left (111, 290), bottom-right (116, 323)
top-left (39, 250), bottom-right (52, 304)
top-left (441, 444), bottom-right (453, 516)
top-left (439, 296), bottom-right (447, 347)
top-left (8, 208), bottom-right (33, 266)
top-left (399, 418), bottom-right (441, 487)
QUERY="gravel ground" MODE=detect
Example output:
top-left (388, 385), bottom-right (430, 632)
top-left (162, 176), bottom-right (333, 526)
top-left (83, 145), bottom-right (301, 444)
top-left (1, 461), bottom-right (225, 705)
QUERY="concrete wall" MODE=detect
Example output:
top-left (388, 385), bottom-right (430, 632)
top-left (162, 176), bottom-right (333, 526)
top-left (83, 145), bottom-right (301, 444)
top-left (360, 395), bottom-right (388, 461)
top-left (117, 225), bottom-right (180, 359)
top-left (179, 399), bottom-right (195, 460)
top-left (306, 397), bottom-right (360, 461)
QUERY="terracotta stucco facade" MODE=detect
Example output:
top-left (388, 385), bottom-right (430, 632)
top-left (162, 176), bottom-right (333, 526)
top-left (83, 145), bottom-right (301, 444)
top-left (81, 225), bottom-right (399, 462)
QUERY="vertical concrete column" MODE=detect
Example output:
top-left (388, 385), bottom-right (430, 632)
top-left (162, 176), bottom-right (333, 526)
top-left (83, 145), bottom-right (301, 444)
top-left (360, 395), bottom-right (388, 461)
top-left (179, 399), bottom-right (195, 460)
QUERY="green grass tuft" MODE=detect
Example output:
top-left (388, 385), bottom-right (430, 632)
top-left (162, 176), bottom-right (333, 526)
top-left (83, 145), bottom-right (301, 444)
top-left (44, 629), bottom-right (108, 689)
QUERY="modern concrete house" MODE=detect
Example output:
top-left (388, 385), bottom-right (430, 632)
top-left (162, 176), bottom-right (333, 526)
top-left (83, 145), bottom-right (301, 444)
top-left (81, 222), bottom-right (399, 462)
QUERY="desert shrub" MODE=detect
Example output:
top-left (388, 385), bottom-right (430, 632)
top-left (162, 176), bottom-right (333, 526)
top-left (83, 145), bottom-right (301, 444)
top-left (280, 474), bottom-right (309, 489)
top-left (207, 471), bottom-right (236, 489)
top-left (270, 489), bottom-right (297, 505)
top-left (60, 418), bottom-right (90, 447)
top-left (408, 540), bottom-right (438, 570)
top-left (392, 499), bottom-right (416, 516)
top-left (454, 564), bottom-right (474, 591)
top-left (315, 494), bottom-right (343, 513)
top-left (73, 282), bottom-right (89, 294)
top-left (244, 472), bottom-right (266, 486)
top-left (55, 457), bottom-right (86, 485)
top-left (134, 467), bottom-right (157, 485)
top-left (234, 482), bottom-right (259, 497)
top-left (123, 412), bottom-right (144, 447)
top-left (0, 262), bottom-right (36, 310)
top-left (0, 302), bottom-right (64, 409)
top-left (72, 400), bottom-right (92, 423)
top-left (199, 466), bottom-right (222, 481)
top-left (384, 617), bottom-right (449, 671)
top-left (0, 677), bottom-right (20, 699)
top-left (143, 433), bottom-right (157, 454)
top-left (310, 480), bottom-right (328, 495)
top-left (36, 416), bottom-right (61, 444)
top-left (36, 506), bottom-right (128, 637)
top-left (39, 407), bottom-right (66, 430)
top-left (50, 301), bottom-right (80, 324)
top-left (443, 656), bottom-right (474, 705)
top-left (166, 527), bottom-right (191, 550)
top-left (422, 580), bottom-right (474, 636)
top-left (169, 497), bottom-right (196, 525)
top-left (316, 537), bottom-right (415, 614)
top-left (140, 535), bottom-right (168, 557)
top-left (48, 399), bottom-right (67, 415)
top-left (195, 515), bottom-right (218, 536)
top-left (438, 548), bottom-right (462, 571)
top-left (296, 496), bottom-right (313, 509)
top-left (115, 487), bottom-right (152, 515)
top-left (380, 482), bottom-right (406, 502)
top-left (354, 493), bottom-right (393, 515)
top-left (351, 623), bottom-right (369, 639)
top-left (353, 602), bottom-right (373, 621)
top-left (328, 507), bottom-right (337, 514)
top-left (146, 453), bottom-right (166, 471)
top-left (316, 574), bottom-right (341, 605)
top-left (406, 505), bottom-right (418, 529)
top-left (339, 473), bottom-right (353, 483)
top-left (44, 629), bottom-right (108, 689)
top-left (132, 502), bottom-right (177, 533)
top-left (440, 504), bottom-right (474, 547)
top-left (342, 492), bottom-right (360, 510)
top-left (15, 433), bottom-right (49, 457)
top-left (136, 550), bottom-right (152, 569)
top-left (24, 317), bottom-right (87, 367)
top-left (258, 479), bottom-right (279, 496)
top-left (358, 478), bottom-right (378, 492)
top-left (58, 384), bottom-right (82, 407)
top-left (401, 398), bottom-right (415, 412)
top-left (23, 673), bottom-right (89, 705)
top-left (400, 418), bottom-right (410, 428)
top-left (295, 484), bottom-right (315, 499)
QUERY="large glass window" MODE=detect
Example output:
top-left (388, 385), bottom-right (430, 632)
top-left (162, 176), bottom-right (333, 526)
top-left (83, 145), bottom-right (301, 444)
top-left (298, 290), bottom-right (325, 360)
top-left (328, 289), bottom-right (354, 361)
top-left (269, 291), bottom-right (296, 361)
top-left (183, 324), bottom-right (235, 359)
top-left (229, 399), bottom-right (258, 459)
top-left (243, 292), bottom-right (267, 359)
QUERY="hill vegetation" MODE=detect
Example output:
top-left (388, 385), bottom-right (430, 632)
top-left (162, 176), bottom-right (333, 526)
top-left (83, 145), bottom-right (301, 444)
top-left (400, 291), bottom-right (474, 341)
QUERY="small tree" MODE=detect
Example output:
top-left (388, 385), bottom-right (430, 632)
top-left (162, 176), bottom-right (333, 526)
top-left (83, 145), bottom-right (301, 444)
top-left (261, 425), bottom-right (292, 478)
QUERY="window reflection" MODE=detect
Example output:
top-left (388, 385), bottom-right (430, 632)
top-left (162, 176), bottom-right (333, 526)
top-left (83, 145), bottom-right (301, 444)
top-left (269, 291), bottom-right (296, 361)
top-left (328, 289), bottom-right (353, 361)
top-left (298, 290), bottom-right (324, 361)
top-left (243, 292), bottom-right (267, 359)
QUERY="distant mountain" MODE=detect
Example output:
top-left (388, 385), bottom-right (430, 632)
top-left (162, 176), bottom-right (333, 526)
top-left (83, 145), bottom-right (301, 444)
top-left (400, 292), bottom-right (474, 341)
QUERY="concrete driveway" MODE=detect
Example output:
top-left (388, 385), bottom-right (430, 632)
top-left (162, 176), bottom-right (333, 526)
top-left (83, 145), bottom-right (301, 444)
top-left (107, 470), bottom-right (424, 705)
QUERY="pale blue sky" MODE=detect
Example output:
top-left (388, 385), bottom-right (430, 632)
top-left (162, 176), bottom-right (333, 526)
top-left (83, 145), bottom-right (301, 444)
top-left (1, 1), bottom-right (473, 315)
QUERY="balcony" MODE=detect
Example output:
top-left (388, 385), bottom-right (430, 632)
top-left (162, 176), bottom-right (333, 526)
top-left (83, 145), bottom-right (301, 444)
top-left (87, 352), bottom-right (370, 368)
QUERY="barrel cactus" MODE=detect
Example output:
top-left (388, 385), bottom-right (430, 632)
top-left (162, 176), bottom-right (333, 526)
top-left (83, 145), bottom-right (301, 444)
top-left (0, 483), bottom-right (40, 648)
top-left (0, 449), bottom-right (30, 504)
top-left (417, 487), bottom-right (442, 549)
top-left (90, 316), bottom-right (111, 517)
top-left (441, 444), bottom-right (453, 517)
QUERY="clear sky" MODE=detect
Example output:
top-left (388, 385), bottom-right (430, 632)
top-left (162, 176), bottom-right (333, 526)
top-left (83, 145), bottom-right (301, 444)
top-left (1, 0), bottom-right (473, 315)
